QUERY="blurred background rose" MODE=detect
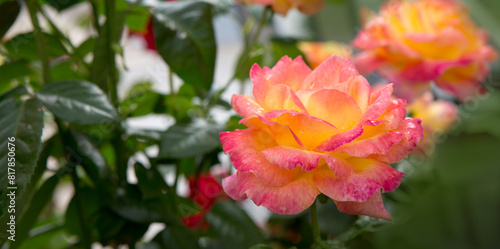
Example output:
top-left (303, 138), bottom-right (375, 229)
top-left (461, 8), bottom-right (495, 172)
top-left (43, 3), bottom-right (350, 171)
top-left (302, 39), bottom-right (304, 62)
top-left (352, 0), bottom-right (498, 102)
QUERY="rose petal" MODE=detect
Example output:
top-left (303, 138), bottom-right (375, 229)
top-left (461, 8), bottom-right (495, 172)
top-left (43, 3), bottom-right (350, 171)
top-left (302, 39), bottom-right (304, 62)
top-left (356, 84), bottom-right (392, 126)
top-left (404, 27), bottom-right (469, 61)
top-left (376, 98), bottom-right (407, 130)
top-left (334, 191), bottom-right (391, 220)
top-left (222, 174), bottom-right (246, 201)
top-left (250, 64), bottom-right (271, 106)
top-left (435, 63), bottom-right (488, 102)
top-left (220, 129), bottom-right (300, 185)
top-left (336, 120), bottom-right (404, 157)
top-left (313, 158), bottom-right (403, 202)
top-left (330, 75), bottom-right (371, 111)
top-left (231, 94), bottom-right (264, 117)
top-left (374, 118), bottom-right (424, 163)
top-left (314, 127), bottom-right (364, 152)
top-left (299, 88), bottom-right (362, 130)
top-left (251, 56), bottom-right (311, 105)
top-left (261, 146), bottom-right (354, 178)
top-left (265, 110), bottom-right (339, 150)
top-left (264, 84), bottom-right (308, 113)
top-left (397, 59), bottom-right (471, 83)
top-left (302, 56), bottom-right (359, 89)
top-left (236, 171), bottom-right (320, 214)
top-left (220, 129), bottom-right (276, 153)
top-left (240, 115), bottom-right (305, 148)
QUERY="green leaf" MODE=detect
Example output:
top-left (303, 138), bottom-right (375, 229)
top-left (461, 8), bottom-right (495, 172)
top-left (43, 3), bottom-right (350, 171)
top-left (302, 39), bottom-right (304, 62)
top-left (17, 223), bottom-right (67, 249)
top-left (158, 119), bottom-right (222, 158)
top-left (0, 97), bottom-right (44, 221)
top-left (123, 125), bottom-right (162, 141)
top-left (107, 184), bottom-right (176, 224)
top-left (177, 157), bottom-right (196, 176)
top-left (65, 186), bottom-right (103, 237)
top-left (0, 61), bottom-right (35, 86)
top-left (69, 129), bottom-right (110, 182)
top-left (10, 174), bottom-right (60, 249)
top-left (15, 136), bottom-right (59, 221)
top-left (205, 202), bottom-right (266, 249)
top-left (50, 60), bottom-right (85, 82)
top-left (44, 0), bottom-right (82, 11)
top-left (152, 1), bottom-right (216, 90)
top-left (74, 37), bottom-right (96, 58)
top-left (175, 195), bottom-right (201, 217)
top-left (121, 90), bottom-right (161, 117)
top-left (146, 222), bottom-right (201, 249)
top-left (165, 95), bottom-right (197, 122)
top-left (0, 0), bottom-right (20, 40)
top-left (134, 163), bottom-right (165, 200)
top-left (36, 80), bottom-right (119, 124)
top-left (4, 32), bottom-right (67, 61)
top-left (0, 85), bottom-right (29, 102)
top-left (93, 209), bottom-right (126, 241)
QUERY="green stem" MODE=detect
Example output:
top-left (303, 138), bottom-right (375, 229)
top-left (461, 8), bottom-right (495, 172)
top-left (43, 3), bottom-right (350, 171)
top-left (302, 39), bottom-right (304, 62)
top-left (102, 0), bottom-right (127, 185)
top-left (113, 134), bottom-right (127, 185)
top-left (311, 200), bottom-right (321, 246)
top-left (310, 199), bottom-right (330, 248)
top-left (26, 1), bottom-right (51, 85)
top-left (105, 0), bottom-right (119, 106)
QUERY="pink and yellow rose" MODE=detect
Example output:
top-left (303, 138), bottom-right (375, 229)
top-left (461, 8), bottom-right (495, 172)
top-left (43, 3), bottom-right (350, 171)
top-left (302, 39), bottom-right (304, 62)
top-left (238, 0), bottom-right (323, 16)
top-left (353, 0), bottom-right (497, 101)
top-left (298, 41), bottom-right (352, 69)
top-left (220, 56), bottom-right (423, 220)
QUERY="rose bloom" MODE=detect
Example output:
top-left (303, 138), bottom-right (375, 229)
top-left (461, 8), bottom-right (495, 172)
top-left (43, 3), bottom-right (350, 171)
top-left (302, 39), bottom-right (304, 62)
top-left (353, 0), bottom-right (498, 102)
top-left (298, 41), bottom-right (352, 69)
top-left (407, 92), bottom-right (458, 157)
top-left (220, 56), bottom-right (423, 220)
top-left (238, 0), bottom-right (323, 16)
top-left (182, 174), bottom-right (223, 228)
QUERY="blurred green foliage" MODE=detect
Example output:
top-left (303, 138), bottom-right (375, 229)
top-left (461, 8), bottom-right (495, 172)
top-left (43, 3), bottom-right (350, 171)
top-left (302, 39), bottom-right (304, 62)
top-left (0, 0), bottom-right (499, 248)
